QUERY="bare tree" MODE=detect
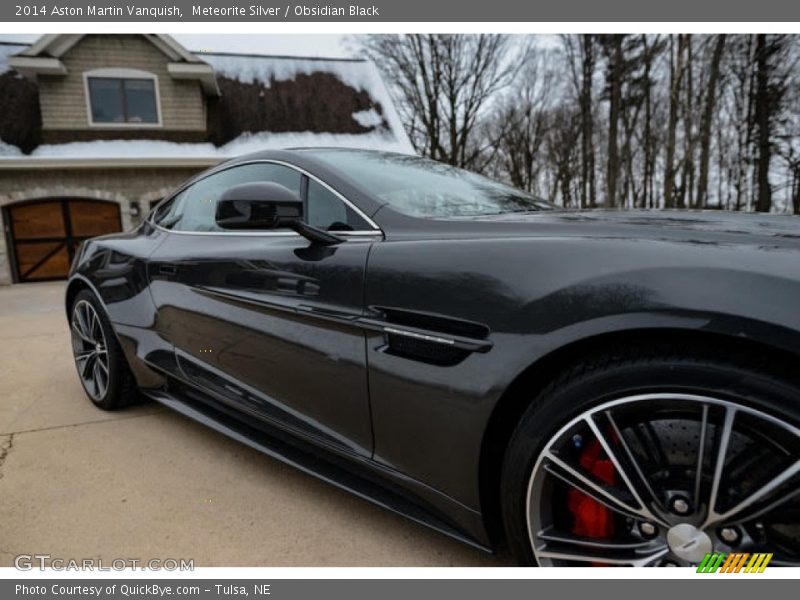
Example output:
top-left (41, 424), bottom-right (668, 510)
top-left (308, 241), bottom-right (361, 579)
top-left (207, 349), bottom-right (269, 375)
top-left (563, 34), bottom-right (598, 208)
top-left (619, 35), bottom-right (664, 208)
top-left (678, 35), bottom-right (695, 210)
top-left (359, 34), bottom-right (516, 169)
top-left (360, 33), bottom-right (800, 212)
top-left (776, 56), bottom-right (800, 214)
top-left (753, 35), bottom-right (790, 212)
top-left (754, 34), bottom-right (773, 212)
top-left (696, 35), bottom-right (727, 208)
top-left (488, 46), bottom-right (557, 194)
top-left (641, 35), bottom-right (661, 209)
top-left (664, 35), bottom-right (688, 209)
top-left (723, 35), bottom-right (757, 211)
top-left (599, 35), bottom-right (626, 208)
top-left (545, 106), bottom-right (582, 206)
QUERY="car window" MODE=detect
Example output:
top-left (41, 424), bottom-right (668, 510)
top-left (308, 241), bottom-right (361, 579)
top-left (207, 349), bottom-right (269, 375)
top-left (310, 150), bottom-right (554, 218)
top-left (306, 179), bottom-right (371, 231)
top-left (170, 163), bottom-right (302, 232)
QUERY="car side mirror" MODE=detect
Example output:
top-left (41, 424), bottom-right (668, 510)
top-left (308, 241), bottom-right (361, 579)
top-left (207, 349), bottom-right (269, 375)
top-left (216, 182), bottom-right (302, 230)
top-left (216, 182), bottom-right (343, 245)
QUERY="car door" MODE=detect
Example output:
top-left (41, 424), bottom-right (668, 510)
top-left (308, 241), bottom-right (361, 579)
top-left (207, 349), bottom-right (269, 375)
top-left (147, 161), bottom-right (381, 456)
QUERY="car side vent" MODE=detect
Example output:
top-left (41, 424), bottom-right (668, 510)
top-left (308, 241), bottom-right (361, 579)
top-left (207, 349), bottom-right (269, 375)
top-left (385, 332), bottom-right (471, 367)
top-left (378, 306), bottom-right (490, 340)
top-left (368, 306), bottom-right (492, 366)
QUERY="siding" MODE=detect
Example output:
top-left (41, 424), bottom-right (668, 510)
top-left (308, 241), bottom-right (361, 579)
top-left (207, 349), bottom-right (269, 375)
top-left (37, 35), bottom-right (206, 133)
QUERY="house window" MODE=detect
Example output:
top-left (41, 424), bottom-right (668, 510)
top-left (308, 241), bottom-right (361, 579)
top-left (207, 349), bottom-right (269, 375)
top-left (84, 69), bottom-right (161, 126)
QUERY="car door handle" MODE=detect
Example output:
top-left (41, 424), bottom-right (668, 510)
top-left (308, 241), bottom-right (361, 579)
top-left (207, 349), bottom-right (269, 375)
top-left (158, 264), bottom-right (177, 276)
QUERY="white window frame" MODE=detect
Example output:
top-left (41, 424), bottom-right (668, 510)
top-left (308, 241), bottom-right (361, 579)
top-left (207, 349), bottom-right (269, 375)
top-left (83, 68), bottom-right (163, 128)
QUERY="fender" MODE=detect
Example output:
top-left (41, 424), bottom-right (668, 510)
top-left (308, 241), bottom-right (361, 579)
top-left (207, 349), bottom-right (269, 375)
top-left (66, 224), bottom-right (173, 389)
top-left (363, 236), bottom-right (800, 512)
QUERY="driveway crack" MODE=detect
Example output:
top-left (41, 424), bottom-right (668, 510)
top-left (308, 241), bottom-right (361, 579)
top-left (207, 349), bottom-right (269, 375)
top-left (2, 409), bottom-right (164, 437)
top-left (0, 433), bottom-right (15, 480)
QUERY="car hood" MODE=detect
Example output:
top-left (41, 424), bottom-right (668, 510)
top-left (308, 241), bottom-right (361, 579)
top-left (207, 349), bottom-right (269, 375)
top-left (450, 209), bottom-right (800, 249)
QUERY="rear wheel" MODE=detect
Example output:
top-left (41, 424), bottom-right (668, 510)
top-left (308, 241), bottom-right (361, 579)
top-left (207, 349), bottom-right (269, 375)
top-left (501, 347), bottom-right (800, 567)
top-left (69, 289), bottom-right (138, 410)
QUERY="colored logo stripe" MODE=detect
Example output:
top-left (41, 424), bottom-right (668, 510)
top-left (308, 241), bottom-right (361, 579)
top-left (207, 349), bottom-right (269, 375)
top-left (697, 552), bottom-right (726, 573)
top-left (696, 552), bottom-right (773, 573)
top-left (744, 553), bottom-right (773, 573)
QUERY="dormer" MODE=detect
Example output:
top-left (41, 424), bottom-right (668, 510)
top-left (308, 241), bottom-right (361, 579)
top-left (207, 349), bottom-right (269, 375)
top-left (7, 34), bottom-right (220, 143)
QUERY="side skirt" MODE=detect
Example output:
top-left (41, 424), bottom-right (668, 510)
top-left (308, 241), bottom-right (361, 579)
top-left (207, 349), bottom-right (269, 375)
top-left (143, 386), bottom-right (493, 553)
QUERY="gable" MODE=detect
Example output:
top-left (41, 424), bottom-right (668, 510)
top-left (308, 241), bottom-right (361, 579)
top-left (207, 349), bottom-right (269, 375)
top-left (35, 35), bottom-right (207, 135)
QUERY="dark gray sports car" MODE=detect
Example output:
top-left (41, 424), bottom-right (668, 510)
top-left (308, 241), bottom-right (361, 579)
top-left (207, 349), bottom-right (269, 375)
top-left (66, 148), bottom-right (800, 566)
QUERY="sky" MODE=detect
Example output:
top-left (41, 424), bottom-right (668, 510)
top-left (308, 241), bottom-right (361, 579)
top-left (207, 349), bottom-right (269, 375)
top-left (0, 34), bottom-right (353, 58)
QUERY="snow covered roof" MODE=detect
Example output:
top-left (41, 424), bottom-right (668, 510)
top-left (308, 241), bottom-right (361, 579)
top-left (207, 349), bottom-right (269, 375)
top-left (0, 130), bottom-right (413, 168)
top-left (0, 139), bottom-right (22, 157)
top-left (199, 51), bottom-right (410, 152)
top-left (0, 38), bottom-right (414, 166)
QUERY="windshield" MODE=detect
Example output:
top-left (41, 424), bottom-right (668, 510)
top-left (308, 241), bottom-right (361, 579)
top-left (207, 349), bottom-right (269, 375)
top-left (308, 150), bottom-right (554, 218)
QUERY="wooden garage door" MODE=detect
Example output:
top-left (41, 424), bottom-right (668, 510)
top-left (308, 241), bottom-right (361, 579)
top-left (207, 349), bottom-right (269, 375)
top-left (5, 199), bottom-right (122, 282)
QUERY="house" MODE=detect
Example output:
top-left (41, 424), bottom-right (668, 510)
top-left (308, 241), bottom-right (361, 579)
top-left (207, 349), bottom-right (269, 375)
top-left (0, 34), bottom-right (412, 284)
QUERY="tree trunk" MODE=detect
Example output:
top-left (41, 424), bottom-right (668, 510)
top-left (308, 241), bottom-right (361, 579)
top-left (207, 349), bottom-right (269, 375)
top-left (678, 36), bottom-right (694, 210)
top-left (580, 35), bottom-right (595, 209)
top-left (696, 35), bottom-right (726, 208)
top-left (793, 168), bottom-right (800, 215)
top-left (606, 35), bottom-right (624, 208)
top-left (664, 35), bottom-right (687, 209)
top-left (754, 34), bottom-right (773, 213)
top-left (642, 35), bottom-right (654, 209)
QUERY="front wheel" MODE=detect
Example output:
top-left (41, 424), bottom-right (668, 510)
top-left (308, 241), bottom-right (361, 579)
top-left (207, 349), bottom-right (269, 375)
top-left (501, 346), bottom-right (800, 567)
top-left (69, 289), bottom-right (138, 410)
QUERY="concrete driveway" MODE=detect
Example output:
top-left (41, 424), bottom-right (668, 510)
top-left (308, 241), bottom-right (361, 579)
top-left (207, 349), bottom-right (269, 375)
top-left (0, 282), bottom-right (508, 567)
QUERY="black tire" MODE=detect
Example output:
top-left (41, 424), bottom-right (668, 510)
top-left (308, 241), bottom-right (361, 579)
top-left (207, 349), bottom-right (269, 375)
top-left (69, 289), bottom-right (139, 410)
top-left (500, 343), bottom-right (800, 566)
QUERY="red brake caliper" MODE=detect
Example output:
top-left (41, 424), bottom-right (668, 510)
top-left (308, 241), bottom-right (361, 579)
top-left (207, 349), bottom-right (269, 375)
top-left (568, 439), bottom-right (616, 541)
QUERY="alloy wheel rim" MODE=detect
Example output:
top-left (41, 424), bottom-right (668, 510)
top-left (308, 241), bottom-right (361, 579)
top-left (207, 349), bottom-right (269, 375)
top-left (70, 300), bottom-right (110, 402)
top-left (526, 393), bottom-right (800, 566)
